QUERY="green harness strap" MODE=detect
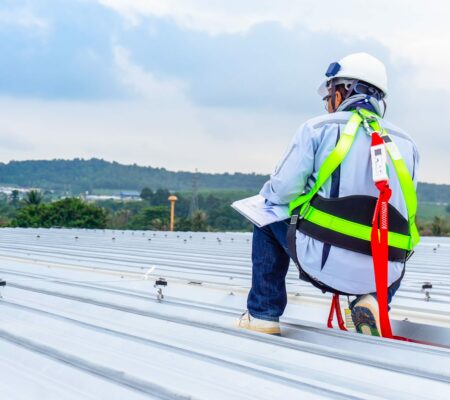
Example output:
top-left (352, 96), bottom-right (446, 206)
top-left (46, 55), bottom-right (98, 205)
top-left (288, 112), bottom-right (362, 214)
top-left (360, 108), bottom-right (420, 248)
top-left (288, 110), bottom-right (420, 251)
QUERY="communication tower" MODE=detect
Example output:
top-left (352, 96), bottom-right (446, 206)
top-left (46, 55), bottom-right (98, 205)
top-left (189, 168), bottom-right (199, 217)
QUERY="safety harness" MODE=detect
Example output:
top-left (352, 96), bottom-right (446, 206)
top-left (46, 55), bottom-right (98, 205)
top-left (286, 108), bottom-right (420, 339)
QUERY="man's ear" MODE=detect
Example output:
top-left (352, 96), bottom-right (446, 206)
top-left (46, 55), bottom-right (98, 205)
top-left (334, 90), bottom-right (343, 108)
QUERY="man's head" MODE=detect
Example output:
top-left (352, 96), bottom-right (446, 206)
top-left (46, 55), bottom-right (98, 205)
top-left (318, 53), bottom-right (388, 114)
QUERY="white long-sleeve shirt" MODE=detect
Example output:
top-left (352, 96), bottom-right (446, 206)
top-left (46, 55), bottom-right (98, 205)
top-left (260, 110), bottom-right (419, 294)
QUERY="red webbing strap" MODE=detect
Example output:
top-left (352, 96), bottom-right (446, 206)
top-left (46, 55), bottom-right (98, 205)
top-left (371, 132), bottom-right (393, 339)
top-left (334, 294), bottom-right (347, 331)
top-left (327, 298), bottom-right (335, 329)
top-left (327, 294), bottom-right (347, 331)
top-left (324, 132), bottom-right (444, 348)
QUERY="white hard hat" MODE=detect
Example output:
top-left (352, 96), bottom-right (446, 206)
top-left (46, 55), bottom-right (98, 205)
top-left (318, 52), bottom-right (388, 99)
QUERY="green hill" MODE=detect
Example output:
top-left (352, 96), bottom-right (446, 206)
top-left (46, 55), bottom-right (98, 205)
top-left (0, 158), bottom-right (449, 203)
top-left (0, 159), bottom-right (266, 194)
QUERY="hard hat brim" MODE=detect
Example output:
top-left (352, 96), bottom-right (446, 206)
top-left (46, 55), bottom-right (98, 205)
top-left (317, 80), bottom-right (329, 98)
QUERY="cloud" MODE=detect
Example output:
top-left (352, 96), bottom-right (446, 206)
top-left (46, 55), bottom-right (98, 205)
top-left (0, 4), bottom-right (49, 31)
top-left (0, 0), bottom-right (448, 183)
top-left (114, 18), bottom-right (389, 114)
top-left (0, 0), bottom-right (125, 99)
top-left (99, 0), bottom-right (450, 90)
top-left (0, 94), bottom-right (301, 176)
top-left (0, 131), bottom-right (34, 151)
top-left (97, 0), bottom-right (281, 34)
top-left (113, 45), bottom-right (189, 106)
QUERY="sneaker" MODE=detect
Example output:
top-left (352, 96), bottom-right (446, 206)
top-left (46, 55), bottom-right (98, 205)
top-left (351, 295), bottom-right (381, 336)
top-left (234, 311), bottom-right (281, 335)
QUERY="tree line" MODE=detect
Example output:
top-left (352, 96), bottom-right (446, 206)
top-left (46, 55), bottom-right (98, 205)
top-left (0, 158), bottom-right (267, 193)
top-left (0, 188), bottom-right (253, 232)
top-left (0, 187), bottom-right (448, 235)
top-left (0, 158), bottom-right (449, 203)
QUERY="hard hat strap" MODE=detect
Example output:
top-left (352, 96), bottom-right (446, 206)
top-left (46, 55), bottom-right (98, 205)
top-left (330, 79), bottom-right (336, 112)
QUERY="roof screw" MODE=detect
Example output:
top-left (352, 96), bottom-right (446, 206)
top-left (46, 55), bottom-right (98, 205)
top-left (154, 278), bottom-right (167, 302)
top-left (0, 279), bottom-right (6, 298)
top-left (422, 282), bottom-right (432, 301)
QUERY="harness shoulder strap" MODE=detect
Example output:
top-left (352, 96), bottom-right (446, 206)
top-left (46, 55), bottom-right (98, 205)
top-left (286, 110), bottom-right (420, 290)
top-left (364, 112), bottom-right (420, 248)
top-left (288, 112), bottom-right (362, 214)
top-left (286, 112), bottom-right (363, 282)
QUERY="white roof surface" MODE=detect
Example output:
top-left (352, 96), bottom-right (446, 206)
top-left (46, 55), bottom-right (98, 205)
top-left (0, 228), bottom-right (449, 399)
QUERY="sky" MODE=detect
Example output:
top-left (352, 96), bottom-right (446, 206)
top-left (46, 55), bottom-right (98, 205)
top-left (0, 0), bottom-right (449, 183)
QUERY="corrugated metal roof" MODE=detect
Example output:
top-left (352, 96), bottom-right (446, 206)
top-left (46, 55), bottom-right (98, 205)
top-left (0, 228), bottom-right (449, 399)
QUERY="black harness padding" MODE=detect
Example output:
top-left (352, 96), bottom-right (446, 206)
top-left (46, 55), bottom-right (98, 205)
top-left (287, 212), bottom-right (344, 295)
top-left (286, 194), bottom-right (409, 296)
top-left (297, 195), bottom-right (409, 262)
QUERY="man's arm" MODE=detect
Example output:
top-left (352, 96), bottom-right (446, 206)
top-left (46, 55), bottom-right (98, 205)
top-left (260, 122), bottom-right (316, 205)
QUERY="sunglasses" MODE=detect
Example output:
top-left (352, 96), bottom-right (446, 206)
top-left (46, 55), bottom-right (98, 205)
top-left (324, 81), bottom-right (382, 103)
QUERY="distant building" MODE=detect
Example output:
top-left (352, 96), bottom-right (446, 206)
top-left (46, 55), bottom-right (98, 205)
top-left (84, 195), bottom-right (122, 202)
top-left (83, 191), bottom-right (142, 202)
top-left (0, 186), bottom-right (41, 197)
top-left (119, 191), bottom-right (141, 201)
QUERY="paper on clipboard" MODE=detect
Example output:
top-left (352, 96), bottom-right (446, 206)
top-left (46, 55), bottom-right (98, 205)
top-left (231, 195), bottom-right (289, 228)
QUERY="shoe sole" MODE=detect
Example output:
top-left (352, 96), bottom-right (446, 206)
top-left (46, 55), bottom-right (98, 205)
top-left (234, 321), bottom-right (281, 335)
top-left (351, 305), bottom-right (380, 336)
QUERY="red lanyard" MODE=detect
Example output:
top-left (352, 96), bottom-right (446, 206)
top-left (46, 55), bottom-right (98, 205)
top-left (326, 130), bottom-right (447, 348)
top-left (370, 131), bottom-right (393, 338)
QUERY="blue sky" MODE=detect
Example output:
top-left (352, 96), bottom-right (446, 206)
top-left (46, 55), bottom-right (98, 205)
top-left (0, 0), bottom-right (449, 183)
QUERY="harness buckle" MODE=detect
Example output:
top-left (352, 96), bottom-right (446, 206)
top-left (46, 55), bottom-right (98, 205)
top-left (357, 108), bottom-right (379, 136)
top-left (290, 203), bottom-right (311, 226)
top-left (405, 250), bottom-right (414, 262)
top-left (362, 118), bottom-right (373, 136)
top-left (290, 213), bottom-right (299, 226)
top-left (299, 203), bottom-right (311, 220)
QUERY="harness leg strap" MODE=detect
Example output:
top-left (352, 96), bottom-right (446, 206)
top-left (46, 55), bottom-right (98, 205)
top-left (327, 298), bottom-right (335, 329)
top-left (334, 294), bottom-right (347, 331)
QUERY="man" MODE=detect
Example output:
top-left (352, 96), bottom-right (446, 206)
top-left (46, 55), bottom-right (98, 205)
top-left (236, 53), bottom-right (419, 336)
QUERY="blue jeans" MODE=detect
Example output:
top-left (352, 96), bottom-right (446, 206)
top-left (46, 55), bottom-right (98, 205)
top-left (247, 220), bottom-right (401, 322)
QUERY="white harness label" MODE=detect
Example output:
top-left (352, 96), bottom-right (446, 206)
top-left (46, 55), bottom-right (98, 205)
top-left (371, 144), bottom-right (389, 182)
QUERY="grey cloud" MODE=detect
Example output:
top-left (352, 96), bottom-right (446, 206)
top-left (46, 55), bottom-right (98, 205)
top-left (120, 19), bottom-right (390, 115)
top-left (0, 132), bottom-right (34, 151)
